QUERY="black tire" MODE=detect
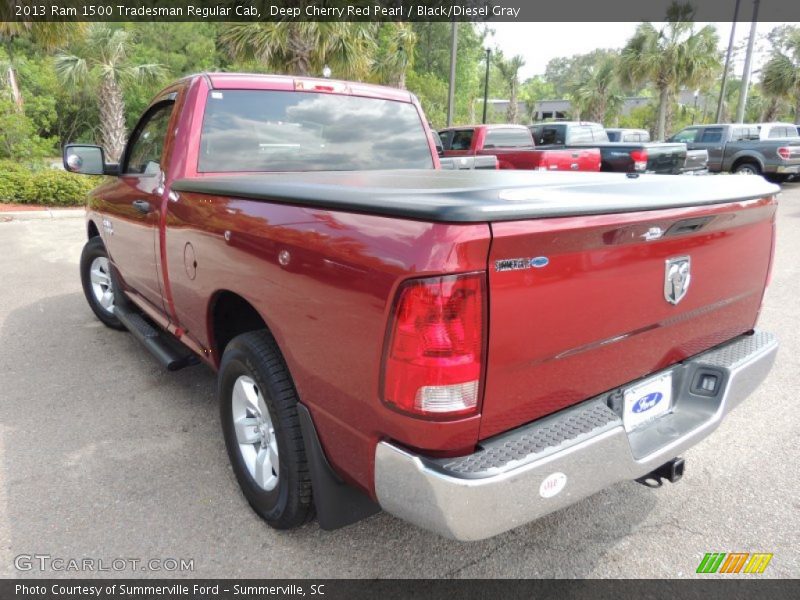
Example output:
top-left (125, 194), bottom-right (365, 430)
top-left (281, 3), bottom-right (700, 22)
top-left (733, 161), bottom-right (761, 176)
top-left (218, 330), bottom-right (314, 529)
top-left (79, 236), bottom-right (124, 330)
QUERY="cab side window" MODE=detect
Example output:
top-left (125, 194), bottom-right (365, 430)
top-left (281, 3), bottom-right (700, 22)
top-left (124, 102), bottom-right (174, 176)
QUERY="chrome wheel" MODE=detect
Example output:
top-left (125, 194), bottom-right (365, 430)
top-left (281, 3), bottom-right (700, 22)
top-left (89, 256), bottom-right (114, 313)
top-left (231, 375), bottom-right (279, 491)
top-left (735, 164), bottom-right (758, 175)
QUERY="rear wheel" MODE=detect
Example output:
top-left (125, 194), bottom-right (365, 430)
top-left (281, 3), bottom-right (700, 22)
top-left (219, 330), bottom-right (314, 529)
top-left (79, 237), bottom-right (124, 330)
top-left (733, 161), bottom-right (761, 176)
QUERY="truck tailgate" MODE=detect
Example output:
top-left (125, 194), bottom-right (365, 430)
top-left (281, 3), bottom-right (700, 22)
top-left (642, 142), bottom-right (686, 174)
top-left (481, 196), bottom-right (776, 438)
top-left (535, 147), bottom-right (601, 172)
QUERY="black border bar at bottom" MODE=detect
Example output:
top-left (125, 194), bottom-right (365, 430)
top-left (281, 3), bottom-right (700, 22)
top-left (2, 579), bottom-right (799, 600)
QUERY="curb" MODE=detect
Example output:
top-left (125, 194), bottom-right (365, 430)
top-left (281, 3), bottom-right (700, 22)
top-left (0, 209), bottom-right (85, 221)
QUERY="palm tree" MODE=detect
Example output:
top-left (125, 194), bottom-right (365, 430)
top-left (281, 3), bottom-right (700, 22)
top-left (568, 55), bottom-right (624, 123)
top-left (55, 25), bottom-right (163, 162)
top-left (762, 28), bottom-right (800, 125)
top-left (373, 23), bottom-right (416, 89)
top-left (619, 2), bottom-right (719, 140)
top-left (220, 23), bottom-right (376, 81)
top-left (495, 54), bottom-right (525, 124)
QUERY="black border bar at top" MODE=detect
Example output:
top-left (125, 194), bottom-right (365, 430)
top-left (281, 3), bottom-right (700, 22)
top-left (2, 0), bottom-right (799, 23)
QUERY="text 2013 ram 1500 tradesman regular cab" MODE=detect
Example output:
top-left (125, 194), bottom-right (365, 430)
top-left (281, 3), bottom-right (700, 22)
top-left (65, 74), bottom-right (779, 541)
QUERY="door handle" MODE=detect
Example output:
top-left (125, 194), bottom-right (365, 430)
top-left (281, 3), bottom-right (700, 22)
top-left (132, 199), bottom-right (151, 214)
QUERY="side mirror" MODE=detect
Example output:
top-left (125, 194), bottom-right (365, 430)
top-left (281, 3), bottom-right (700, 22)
top-left (435, 140), bottom-right (444, 157)
top-left (63, 144), bottom-right (119, 176)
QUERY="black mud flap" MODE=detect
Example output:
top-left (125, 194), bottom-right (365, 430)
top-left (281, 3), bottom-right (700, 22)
top-left (297, 404), bottom-right (381, 530)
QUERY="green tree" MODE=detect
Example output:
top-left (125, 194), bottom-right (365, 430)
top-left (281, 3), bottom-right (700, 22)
top-left (620, 2), bottom-right (720, 140)
top-left (494, 52), bottom-right (525, 124)
top-left (0, 94), bottom-right (51, 159)
top-left (0, 21), bottom-right (84, 108)
top-left (220, 22), bottom-right (375, 80)
top-left (567, 54), bottom-right (623, 123)
top-left (410, 23), bottom-right (486, 126)
top-left (761, 26), bottom-right (800, 124)
top-left (372, 23), bottom-right (416, 89)
top-left (55, 25), bottom-right (163, 162)
top-left (520, 76), bottom-right (556, 123)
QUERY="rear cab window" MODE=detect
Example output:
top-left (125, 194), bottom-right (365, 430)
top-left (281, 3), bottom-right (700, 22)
top-left (448, 129), bottom-right (474, 151)
top-left (198, 89), bottom-right (434, 172)
top-left (589, 124), bottom-right (610, 142)
top-left (484, 128), bottom-right (533, 148)
top-left (699, 127), bottom-right (724, 143)
top-left (567, 126), bottom-right (594, 144)
top-left (671, 128), bottom-right (700, 143)
top-left (538, 125), bottom-right (565, 145)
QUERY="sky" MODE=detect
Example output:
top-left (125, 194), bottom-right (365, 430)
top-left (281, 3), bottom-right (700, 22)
top-left (489, 22), bottom-right (783, 84)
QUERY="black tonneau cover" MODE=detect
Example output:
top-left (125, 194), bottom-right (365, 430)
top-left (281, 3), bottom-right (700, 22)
top-left (171, 170), bottom-right (778, 223)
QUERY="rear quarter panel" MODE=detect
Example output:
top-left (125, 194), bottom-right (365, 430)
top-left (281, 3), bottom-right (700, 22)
top-left (164, 194), bottom-right (490, 495)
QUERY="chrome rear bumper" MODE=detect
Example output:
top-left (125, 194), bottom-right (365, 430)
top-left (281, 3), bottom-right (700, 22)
top-left (374, 331), bottom-right (778, 541)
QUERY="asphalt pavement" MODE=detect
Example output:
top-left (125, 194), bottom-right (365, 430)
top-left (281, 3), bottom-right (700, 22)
top-left (0, 183), bottom-right (798, 579)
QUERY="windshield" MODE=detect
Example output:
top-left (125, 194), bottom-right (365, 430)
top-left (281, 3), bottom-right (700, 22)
top-left (198, 90), bottom-right (433, 172)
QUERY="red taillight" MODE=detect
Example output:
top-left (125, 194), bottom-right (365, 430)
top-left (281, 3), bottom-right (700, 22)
top-left (777, 147), bottom-right (791, 160)
top-left (630, 149), bottom-right (648, 172)
top-left (382, 273), bottom-right (485, 418)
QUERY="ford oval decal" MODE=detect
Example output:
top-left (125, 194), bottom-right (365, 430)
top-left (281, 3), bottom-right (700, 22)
top-left (530, 256), bottom-right (549, 268)
top-left (632, 392), bottom-right (663, 413)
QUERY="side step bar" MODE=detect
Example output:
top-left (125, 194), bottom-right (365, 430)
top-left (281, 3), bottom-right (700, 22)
top-left (114, 304), bottom-right (199, 371)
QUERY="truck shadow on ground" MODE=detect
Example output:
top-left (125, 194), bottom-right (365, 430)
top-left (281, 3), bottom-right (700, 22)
top-left (0, 293), bottom-right (662, 578)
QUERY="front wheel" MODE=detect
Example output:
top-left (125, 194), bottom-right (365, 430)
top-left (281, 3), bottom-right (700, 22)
top-left (79, 236), bottom-right (124, 330)
top-left (218, 331), bottom-right (314, 529)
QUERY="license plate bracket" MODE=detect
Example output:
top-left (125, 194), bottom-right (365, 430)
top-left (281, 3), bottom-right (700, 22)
top-left (623, 373), bottom-right (673, 432)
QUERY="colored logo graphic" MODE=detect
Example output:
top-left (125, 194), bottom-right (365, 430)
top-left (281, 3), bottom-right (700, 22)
top-left (696, 552), bottom-right (773, 574)
top-left (632, 391), bottom-right (663, 414)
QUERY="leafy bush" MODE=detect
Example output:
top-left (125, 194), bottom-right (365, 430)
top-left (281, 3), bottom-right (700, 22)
top-left (0, 160), bottom-right (101, 206)
top-left (0, 96), bottom-right (54, 160)
top-left (0, 161), bottom-right (34, 203)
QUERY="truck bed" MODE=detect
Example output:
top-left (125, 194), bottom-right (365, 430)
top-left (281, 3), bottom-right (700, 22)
top-left (172, 170), bottom-right (778, 223)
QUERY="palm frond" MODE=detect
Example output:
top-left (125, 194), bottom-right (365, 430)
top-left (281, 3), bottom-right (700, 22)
top-left (54, 53), bottom-right (89, 87)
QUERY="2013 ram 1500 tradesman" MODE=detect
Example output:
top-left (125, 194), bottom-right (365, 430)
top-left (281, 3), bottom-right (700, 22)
top-left (65, 73), bottom-right (779, 541)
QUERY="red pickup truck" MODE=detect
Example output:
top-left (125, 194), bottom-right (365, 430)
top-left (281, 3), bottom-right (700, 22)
top-left (65, 73), bottom-right (779, 541)
top-left (440, 124), bottom-right (601, 172)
